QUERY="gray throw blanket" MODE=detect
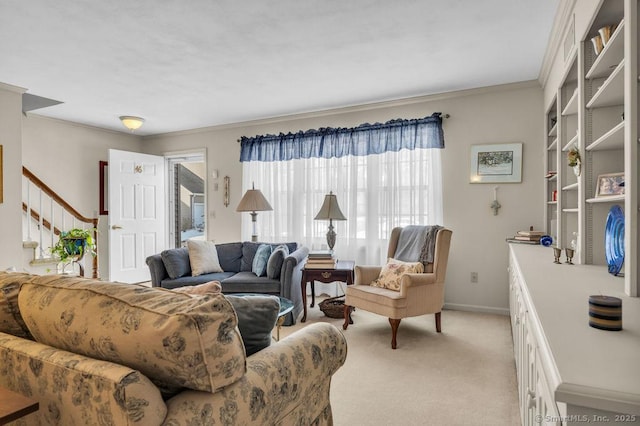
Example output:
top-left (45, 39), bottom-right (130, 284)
top-left (393, 225), bottom-right (443, 266)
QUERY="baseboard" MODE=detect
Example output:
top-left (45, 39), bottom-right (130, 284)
top-left (444, 303), bottom-right (509, 316)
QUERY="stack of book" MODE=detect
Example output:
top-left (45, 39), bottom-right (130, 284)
top-left (509, 229), bottom-right (545, 244)
top-left (305, 250), bottom-right (337, 269)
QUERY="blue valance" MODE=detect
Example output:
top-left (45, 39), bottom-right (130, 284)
top-left (239, 113), bottom-right (445, 162)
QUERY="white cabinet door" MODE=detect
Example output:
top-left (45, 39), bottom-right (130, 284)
top-left (534, 350), bottom-right (560, 426)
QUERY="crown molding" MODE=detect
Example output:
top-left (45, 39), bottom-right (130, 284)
top-left (145, 80), bottom-right (541, 140)
top-left (539, 0), bottom-right (578, 88)
top-left (24, 112), bottom-right (141, 138)
top-left (0, 81), bottom-right (26, 94)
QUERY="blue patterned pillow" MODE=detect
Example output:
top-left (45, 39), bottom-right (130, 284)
top-left (252, 244), bottom-right (272, 277)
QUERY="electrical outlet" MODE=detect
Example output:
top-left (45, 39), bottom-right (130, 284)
top-left (470, 272), bottom-right (478, 283)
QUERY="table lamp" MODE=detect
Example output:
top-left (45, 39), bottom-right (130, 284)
top-left (314, 191), bottom-right (346, 251)
top-left (236, 183), bottom-right (272, 242)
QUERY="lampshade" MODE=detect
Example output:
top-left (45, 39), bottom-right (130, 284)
top-left (314, 191), bottom-right (346, 251)
top-left (236, 183), bottom-right (272, 242)
top-left (236, 184), bottom-right (273, 213)
top-left (314, 191), bottom-right (346, 221)
top-left (119, 116), bottom-right (145, 131)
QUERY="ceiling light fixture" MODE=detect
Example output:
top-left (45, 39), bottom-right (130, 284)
top-left (119, 116), bottom-right (145, 132)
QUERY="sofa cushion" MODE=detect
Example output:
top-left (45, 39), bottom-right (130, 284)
top-left (18, 275), bottom-right (246, 393)
top-left (216, 242), bottom-right (243, 272)
top-left (267, 244), bottom-right (290, 279)
top-left (0, 272), bottom-right (34, 339)
top-left (221, 272), bottom-right (281, 294)
top-left (370, 258), bottom-right (424, 291)
top-left (240, 242), bottom-right (261, 272)
top-left (252, 244), bottom-right (272, 277)
top-left (187, 240), bottom-right (223, 276)
top-left (160, 272), bottom-right (235, 290)
top-left (225, 294), bottom-right (279, 356)
top-left (161, 247), bottom-right (191, 279)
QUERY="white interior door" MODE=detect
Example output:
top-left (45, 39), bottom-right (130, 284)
top-left (109, 149), bottom-right (166, 283)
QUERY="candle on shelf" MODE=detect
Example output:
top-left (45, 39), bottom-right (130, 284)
top-left (588, 295), bottom-right (622, 331)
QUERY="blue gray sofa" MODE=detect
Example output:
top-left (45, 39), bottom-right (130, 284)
top-left (145, 241), bottom-right (308, 324)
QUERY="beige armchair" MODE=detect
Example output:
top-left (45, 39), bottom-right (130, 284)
top-left (343, 227), bottom-right (452, 349)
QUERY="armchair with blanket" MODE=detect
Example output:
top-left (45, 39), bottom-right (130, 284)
top-left (343, 225), bottom-right (452, 349)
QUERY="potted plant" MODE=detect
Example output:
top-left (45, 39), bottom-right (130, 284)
top-left (567, 146), bottom-right (581, 176)
top-left (50, 228), bottom-right (97, 274)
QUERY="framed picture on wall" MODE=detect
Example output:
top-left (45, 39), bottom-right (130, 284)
top-left (470, 142), bottom-right (522, 183)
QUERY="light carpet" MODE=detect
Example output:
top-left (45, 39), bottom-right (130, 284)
top-left (280, 299), bottom-right (520, 426)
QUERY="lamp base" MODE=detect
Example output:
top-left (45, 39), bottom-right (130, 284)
top-left (251, 211), bottom-right (258, 242)
top-left (326, 220), bottom-right (336, 251)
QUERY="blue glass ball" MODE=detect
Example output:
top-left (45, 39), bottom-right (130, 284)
top-left (540, 235), bottom-right (553, 247)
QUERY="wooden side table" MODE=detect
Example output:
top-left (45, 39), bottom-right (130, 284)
top-left (301, 260), bottom-right (354, 322)
top-left (0, 387), bottom-right (38, 425)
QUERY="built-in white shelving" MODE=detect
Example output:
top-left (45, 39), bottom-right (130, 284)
top-left (586, 194), bottom-right (625, 203)
top-left (586, 58), bottom-right (624, 109)
top-left (586, 120), bottom-right (625, 151)
top-left (542, 0), bottom-right (636, 297)
top-left (585, 19), bottom-right (625, 79)
top-left (561, 88), bottom-right (579, 115)
top-left (562, 133), bottom-right (579, 151)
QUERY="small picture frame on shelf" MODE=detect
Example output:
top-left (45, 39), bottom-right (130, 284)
top-left (595, 172), bottom-right (624, 198)
top-left (469, 142), bottom-right (522, 184)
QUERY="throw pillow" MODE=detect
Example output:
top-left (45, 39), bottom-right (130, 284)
top-left (370, 258), bottom-right (425, 291)
top-left (187, 240), bottom-right (223, 276)
top-left (252, 244), bottom-right (272, 277)
top-left (225, 294), bottom-right (280, 356)
top-left (0, 271), bottom-right (35, 339)
top-left (171, 280), bottom-right (222, 296)
top-left (161, 247), bottom-right (192, 279)
top-left (267, 244), bottom-right (290, 279)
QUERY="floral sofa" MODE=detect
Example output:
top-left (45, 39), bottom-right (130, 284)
top-left (0, 272), bottom-right (347, 425)
top-left (146, 241), bottom-right (309, 325)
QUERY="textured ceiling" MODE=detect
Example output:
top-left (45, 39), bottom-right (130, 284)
top-left (0, 0), bottom-right (559, 135)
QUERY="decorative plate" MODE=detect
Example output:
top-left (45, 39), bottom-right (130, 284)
top-left (605, 205), bottom-right (624, 276)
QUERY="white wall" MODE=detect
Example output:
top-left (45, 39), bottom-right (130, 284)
top-left (21, 115), bottom-right (143, 279)
top-left (144, 81), bottom-right (543, 313)
top-left (0, 83), bottom-right (26, 270)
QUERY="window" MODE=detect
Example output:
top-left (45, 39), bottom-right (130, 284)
top-left (243, 147), bottom-right (442, 265)
top-left (240, 114), bottom-right (444, 264)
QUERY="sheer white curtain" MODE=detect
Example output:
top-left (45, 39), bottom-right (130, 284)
top-left (241, 147), bottom-right (443, 268)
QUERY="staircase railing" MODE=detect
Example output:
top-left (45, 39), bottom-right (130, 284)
top-left (22, 166), bottom-right (99, 278)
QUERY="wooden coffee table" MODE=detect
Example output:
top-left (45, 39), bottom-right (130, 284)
top-left (301, 260), bottom-right (354, 322)
top-left (0, 387), bottom-right (38, 425)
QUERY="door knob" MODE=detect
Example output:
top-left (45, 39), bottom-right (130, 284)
top-left (111, 225), bottom-right (123, 230)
